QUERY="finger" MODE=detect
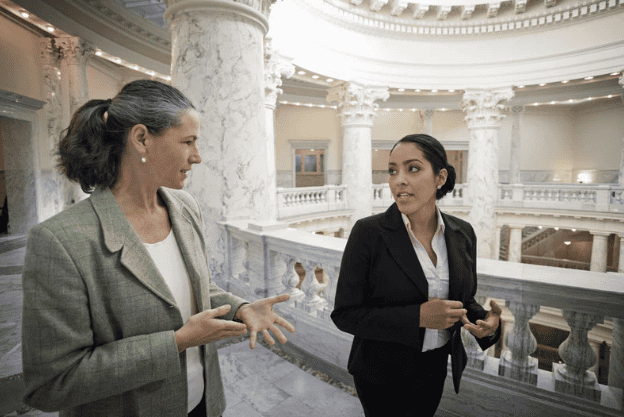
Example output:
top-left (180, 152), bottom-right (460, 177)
top-left (460, 315), bottom-right (471, 326)
top-left (262, 330), bottom-right (276, 346)
top-left (267, 293), bottom-right (291, 305)
top-left (249, 330), bottom-right (257, 349)
top-left (446, 300), bottom-right (464, 309)
top-left (274, 316), bottom-right (296, 333)
top-left (269, 324), bottom-right (287, 344)
top-left (490, 300), bottom-right (503, 315)
top-left (207, 304), bottom-right (232, 318)
top-left (449, 308), bottom-right (468, 318)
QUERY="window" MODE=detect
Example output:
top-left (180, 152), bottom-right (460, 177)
top-left (295, 149), bottom-right (325, 187)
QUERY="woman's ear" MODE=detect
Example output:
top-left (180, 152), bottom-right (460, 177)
top-left (437, 168), bottom-right (448, 188)
top-left (127, 124), bottom-right (149, 153)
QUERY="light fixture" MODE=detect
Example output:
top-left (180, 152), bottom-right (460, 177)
top-left (533, 103), bottom-right (539, 106)
top-left (95, 50), bottom-right (103, 56)
top-left (554, 227), bottom-right (559, 230)
top-left (608, 95), bottom-right (614, 98)
top-left (564, 241), bottom-right (571, 245)
top-left (326, 78), bottom-right (334, 82)
top-left (114, 58), bottom-right (121, 64)
top-left (611, 72), bottom-right (620, 76)
top-left (588, 97), bottom-right (593, 101)
top-left (561, 80), bottom-right (569, 84)
top-left (448, 89), bottom-right (455, 92)
top-left (20, 11), bottom-right (29, 18)
top-left (415, 89), bottom-right (421, 92)
top-left (398, 88), bottom-right (405, 92)
top-left (517, 85), bottom-right (525, 89)
top-left (538, 226), bottom-right (543, 229)
top-left (311, 75), bottom-right (319, 79)
top-left (550, 101), bottom-right (556, 104)
top-left (47, 26), bottom-right (55, 33)
top-left (584, 76), bottom-right (594, 80)
top-left (571, 228), bottom-right (576, 232)
top-left (431, 89), bottom-right (438, 93)
top-left (148, 70), bottom-right (155, 76)
top-left (165, 76), bottom-right (171, 81)
top-left (539, 83), bottom-right (547, 86)
top-left (568, 99), bottom-right (574, 103)
top-left (297, 70), bottom-right (306, 75)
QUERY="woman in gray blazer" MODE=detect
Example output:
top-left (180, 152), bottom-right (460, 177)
top-left (21, 80), bottom-right (295, 417)
top-left (331, 134), bottom-right (501, 417)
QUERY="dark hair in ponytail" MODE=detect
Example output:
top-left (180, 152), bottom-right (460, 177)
top-left (390, 134), bottom-right (456, 200)
top-left (58, 79), bottom-right (195, 193)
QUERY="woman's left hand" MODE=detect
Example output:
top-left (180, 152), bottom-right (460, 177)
top-left (461, 300), bottom-right (502, 338)
top-left (234, 294), bottom-right (296, 349)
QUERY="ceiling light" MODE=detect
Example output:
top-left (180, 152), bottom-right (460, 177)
top-left (608, 95), bottom-right (614, 98)
top-left (297, 71), bottom-right (306, 75)
top-left (114, 58), bottom-right (121, 64)
top-left (561, 80), bottom-right (569, 84)
top-left (20, 11), bottom-right (29, 18)
top-left (165, 76), bottom-right (171, 81)
top-left (517, 85), bottom-right (525, 88)
top-left (326, 78), bottom-right (334, 82)
top-left (398, 88), bottom-right (405, 92)
top-left (148, 70), bottom-right (155, 76)
top-left (588, 97), bottom-right (593, 101)
top-left (448, 89), bottom-right (455, 92)
top-left (311, 75), bottom-right (319, 79)
top-left (611, 72), bottom-right (620, 76)
top-left (533, 103), bottom-right (539, 106)
top-left (550, 101), bottom-right (556, 104)
top-left (584, 76), bottom-right (593, 80)
top-left (568, 99), bottom-right (574, 103)
top-left (564, 241), bottom-right (571, 245)
top-left (554, 227), bottom-right (559, 230)
top-left (95, 51), bottom-right (103, 56)
top-left (571, 228), bottom-right (576, 232)
top-left (539, 83), bottom-right (547, 86)
top-left (538, 226), bottom-right (543, 229)
top-left (415, 89), bottom-right (421, 92)
top-left (47, 26), bottom-right (55, 32)
top-left (431, 89), bottom-right (438, 93)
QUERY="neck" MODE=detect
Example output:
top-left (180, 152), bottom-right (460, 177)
top-left (110, 159), bottom-right (161, 214)
top-left (406, 203), bottom-right (438, 236)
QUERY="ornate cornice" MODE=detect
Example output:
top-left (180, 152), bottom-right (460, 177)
top-left (326, 82), bottom-right (389, 126)
top-left (462, 88), bottom-right (515, 128)
top-left (55, 36), bottom-right (94, 65)
top-left (265, 37), bottom-right (295, 107)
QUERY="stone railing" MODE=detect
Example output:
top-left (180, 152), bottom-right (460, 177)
top-left (500, 183), bottom-right (624, 212)
top-left (220, 219), bottom-right (624, 417)
top-left (276, 185), bottom-right (347, 219)
top-left (371, 183), bottom-right (468, 210)
top-left (522, 255), bottom-right (591, 271)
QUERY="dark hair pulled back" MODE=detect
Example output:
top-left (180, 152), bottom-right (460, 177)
top-left (390, 134), bottom-right (456, 200)
top-left (58, 79), bottom-right (195, 193)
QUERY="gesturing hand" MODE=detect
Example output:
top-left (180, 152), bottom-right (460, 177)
top-left (174, 305), bottom-right (248, 353)
top-left (420, 298), bottom-right (467, 329)
top-left (461, 299), bottom-right (502, 338)
top-left (234, 294), bottom-right (296, 349)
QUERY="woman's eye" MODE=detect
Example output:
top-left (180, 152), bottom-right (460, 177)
top-left (388, 168), bottom-right (396, 175)
top-left (409, 166), bottom-right (419, 172)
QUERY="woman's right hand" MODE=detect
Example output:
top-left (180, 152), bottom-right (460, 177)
top-left (419, 298), bottom-right (467, 329)
top-left (174, 305), bottom-right (248, 352)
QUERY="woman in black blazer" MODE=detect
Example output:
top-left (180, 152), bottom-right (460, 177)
top-left (331, 134), bottom-right (502, 417)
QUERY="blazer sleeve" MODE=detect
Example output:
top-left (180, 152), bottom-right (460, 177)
top-left (21, 225), bottom-right (182, 412)
top-left (463, 226), bottom-right (501, 351)
top-left (331, 220), bottom-right (425, 350)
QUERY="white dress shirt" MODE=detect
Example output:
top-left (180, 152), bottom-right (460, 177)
top-left (401, 209), bottom-right (451, 352)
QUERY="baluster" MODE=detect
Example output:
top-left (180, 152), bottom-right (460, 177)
top-left (295, 260), bottom-right (328, 317)
top-left (230, 238), bottom-right (249, 283)
top-left (608, 318), bottom-right (624, 409)
top-left (280, 254), bottom-right (304, 305)
top-left (318, 265), bottom-right (340, 321)
top-left (461, 295), bottom-right (489, 370)
top-left (498, 301), bottom-right (540, 385)
top-left (553, 310), bottom-right (604, 402)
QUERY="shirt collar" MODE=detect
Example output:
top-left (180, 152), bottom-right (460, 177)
top-left (401, 207), bottom-right (445, 237)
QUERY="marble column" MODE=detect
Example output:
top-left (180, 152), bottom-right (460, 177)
top-left (509, 105), bottom-right (524, 184)
top-left (608, 318), bottom-right (623, 395)
top-left (39, 39), bottom-right (65, 220)
top-left (553, 310), bottom-right (604, 402)
top-left (618, 234), bottom-right (624, 273)
top-left (165, 0), bottom-right (273, 286)
top-left (462, 88), bottom-right (514, 259)
top-left (56, 37), bottom-right (93, 205)
top-left (494, 226), bottom-right (502, 260)
top-left (589, 231), bottom-right (610, 272)
top-left (327, 82), bottom-right (389, 225)
top-left (618, 73), bottom-right (624, 186)
top-left (424, 109), bottom-right (434, 136)
top-left (499, 301), bottom-right (540, 385)
top-left (508, 225), bottom-right (524, 263)
top-left (264, 37), bottom-right (294, 222)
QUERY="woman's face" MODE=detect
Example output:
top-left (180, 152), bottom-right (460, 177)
top-left (145, 109), bottom-right (201, 190)
top-left (388, 142), bottom-right (447, 218)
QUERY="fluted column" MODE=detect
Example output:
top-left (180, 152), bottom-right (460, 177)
top-left (39, 39), bottom-right (65, 220)
top-left (461, 294), bottom-right (488, 370)
top-left (589, 231), bottom-right (610, 272)
top-left (508, 225), bottom-right (524, 263)
top-left (165, 0), bottom-right (273, 285)
top-left (498, 301), bottom-right (540, 385)
top-left (264, 37), bottom-right (294, 222)
top-left (327, 82), bottom-right (389, 225)
top-left (462, 88), bottom-right (514, 259)
top-left (424, 109), bottom-right (435, 136)
top-left (509, 105), bottom-right (524, 184)
top-left (553, 310), bottom-right (604, 402)
top-left (56, 37), bottom-right (93, 205)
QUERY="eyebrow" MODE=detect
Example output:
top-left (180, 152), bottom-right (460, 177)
top-left (388, 159), bottom-right (423, 166)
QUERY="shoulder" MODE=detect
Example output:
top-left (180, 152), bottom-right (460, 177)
top-left (351, 211), bottom-right (386, 236)
top-left (160, 188), bottom-right (201, 217)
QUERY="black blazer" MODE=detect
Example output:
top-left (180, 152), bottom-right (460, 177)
top-left (331, 203), bottom-right (500, 393)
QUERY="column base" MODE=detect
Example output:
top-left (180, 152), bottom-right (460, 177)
top-left (295, 298), bottom-right (328, 317)
top-left (552, 362), bottom-right (602, 402)
top-left (498, 351), bottom-right (538, 385)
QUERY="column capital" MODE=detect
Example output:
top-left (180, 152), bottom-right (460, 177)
top-left (423, 108), bottom-right (435, 118)
top-left (461, 87), bottom-right (514, 129)
top-left (164, 0), bottom-right (270, 34)
top-left (326, 82), bottom-right (389, 127)
top-left (55, 37), bottom-right (94, 66)
top-left (590, 231), bottom-right (612, 237)
top-left (511, 105), bottom-right (525, 115)
top-left (264, 37), bottom-right (294, 108)
top-left (39, 38), bottom-right (61, 66)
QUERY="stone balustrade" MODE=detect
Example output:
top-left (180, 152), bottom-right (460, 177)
top-left (220, 219), bottom-right (624, 416)
top-left (277, 185), bottom-right (347, 219)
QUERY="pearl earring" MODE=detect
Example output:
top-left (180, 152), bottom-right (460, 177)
top-left (437, 186), bottom-right (441, 190)
top-left (141, 156), bottom-right (147, 163)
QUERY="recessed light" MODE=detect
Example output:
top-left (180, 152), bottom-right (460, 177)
top-left (571, 228), bottom-right (576, 232)
top-left (431, 89), bottom-right (438, 93)
top-left (554, 227), bottom-right (559, 230)
top-left (539, 83), bottom-right (547, 86)
top-left (95, 51), bottom-right (103, 56)
top-left (114, 58), bottom-right (121, 64)
top-left (588, 97), bottom-right (593, 101)
top-left (415, 89), bottom-right (421, 92)
top-left (448, 89), bottom-right (455, 92)
top-left (311, 75), bottom-right (319, 79)
top-left (564, 241), bottom-right (571, 245)
top-left (148, 70), bottom-right (155, 76)
top-left (47, 26), bottom-right (55, 32)
top-left (561, 80), bottom-right (569, 84)
top-left (608, 95), bottom-right (614, 98)
top-left (297, 71), bottom-right (306, 75)
top-left (165, 76), bottom-right (171, 81)
top-left (568, 99), bottom-right (574, 103)
top-left (326, 78), bottom-right (334, 82)
top-left (550, 101), bottom-right (556, 104)
top-left (611, 72), bottom-right (620, 76)
top-left (533, 103), bottom-right (539, 106)
top-left (398, 88), bottom-right (405, 92)
top-left (538, 226), bottom-right (543, 229)
top-left (517, 85), bottom-right (525, 89)
top-left (584, 76), bottom-right (593, 80)
top-left (20, 11), bottom-right (29, 18)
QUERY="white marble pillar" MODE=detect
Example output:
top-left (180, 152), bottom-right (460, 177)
top-left (618, 73), bottom-right (624, 186)
top-left (56, 37), bottom-right (93, 206)
top-left (494, 226), bottom-right (502, 260)
top-left (619, 234), bottom-right (624, 273)
top-left (509, 105), bottom-right (524, 184)
top-left (508, 225), bottom-right (524, 263)
top-left (39, 39), bottom-right (65, 220)
top-left (608, 318), bottom-right (624, 395)
top-left (498, 301), bottom-right (540, 385)
top-left (462, 88), bottom-right (514, 259)
top-left (264, 37), bottom-right (294, 222)
top-left (553, 310), bottom-right (604, 402)
top-left (165, 0), bottom-right (273, 286)
top-left (589, 231), bottom-right (610, 272)
top-left (327, 82), bottom-right (389, 225)
top-left (424, 109), bottom-right (434, 136)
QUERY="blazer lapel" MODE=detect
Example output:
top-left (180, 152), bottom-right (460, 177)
top-left (159, 188), bottom-right (206, 312)
top-left (90, 187), bottom-right (176, 307)
top-left (379, 203), bottom-right (429, 299)
top-left (441, 212), bottom-right (468, 304)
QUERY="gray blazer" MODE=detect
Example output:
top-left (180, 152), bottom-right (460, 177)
top-left (21, 187), bottom-right (247, 417)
